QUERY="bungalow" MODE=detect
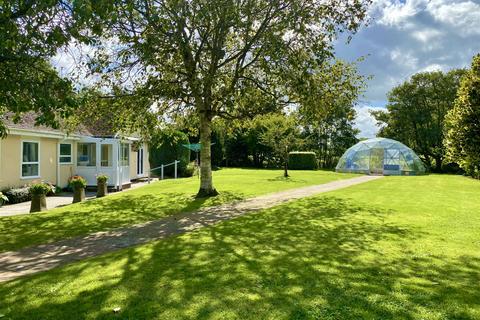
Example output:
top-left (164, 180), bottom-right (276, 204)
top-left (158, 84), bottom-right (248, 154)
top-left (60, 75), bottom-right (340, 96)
top-left (0, 113), bottom-right (149, 190)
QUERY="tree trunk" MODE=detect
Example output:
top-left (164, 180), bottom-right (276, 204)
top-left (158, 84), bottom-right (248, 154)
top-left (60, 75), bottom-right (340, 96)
top-left (196, 112), bottom-right (218, 198)
top-left (284, 160), bottom-right (289, 177)
top-left (434, 156), bottom-right (443, 173)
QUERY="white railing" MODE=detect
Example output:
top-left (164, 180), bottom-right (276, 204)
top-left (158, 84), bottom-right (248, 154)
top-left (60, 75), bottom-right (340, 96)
top-left (148, 160), bottom-right (179, 183)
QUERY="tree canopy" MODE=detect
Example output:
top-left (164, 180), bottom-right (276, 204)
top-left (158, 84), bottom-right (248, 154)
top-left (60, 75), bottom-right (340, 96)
top-left (444, 54), bottom-right (480, 179)
top-left (372, 69), bottom-right (465, 171)
top-left (77, 0), bottom-right (371, 196)
top-left (0, 0), bottom-right (79, 137)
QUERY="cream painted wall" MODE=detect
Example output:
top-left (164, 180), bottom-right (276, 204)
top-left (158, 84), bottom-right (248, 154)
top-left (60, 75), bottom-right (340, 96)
top-left (1, 135), bottom-right (24, 189)
top-left (130, 149), bottom-right (138, 179)
top-left (0, 134), bottom-right (76, 189)
top-left (129, 143), bottom-right (150, 180)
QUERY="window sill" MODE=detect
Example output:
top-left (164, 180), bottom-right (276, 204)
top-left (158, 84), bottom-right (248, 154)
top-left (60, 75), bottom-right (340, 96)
top-left (21, 176), bottom-right (41, 180)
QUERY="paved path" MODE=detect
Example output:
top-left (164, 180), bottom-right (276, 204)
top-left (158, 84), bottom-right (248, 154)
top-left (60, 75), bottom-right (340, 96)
top-left (0, 179), bottom-right (158, 217)
top-left (0, 175), bottom-right (382, 282)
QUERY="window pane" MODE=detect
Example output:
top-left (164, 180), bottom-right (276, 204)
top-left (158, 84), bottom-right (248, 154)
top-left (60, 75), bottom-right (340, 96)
top-left (23, 142), bottom-right (39, 162)
top-left (59, 156), bottom-right (72, 163)
top-left (77, 143), bottom-right (96, 166)
top-left (120, 144), bottom-right (129, 166)
top-left (22, 164), bottom-right (39, 177)
top-left (60, 144), bottom-right (72, 156)
top-left (101, 144), bottom-right (113, 167)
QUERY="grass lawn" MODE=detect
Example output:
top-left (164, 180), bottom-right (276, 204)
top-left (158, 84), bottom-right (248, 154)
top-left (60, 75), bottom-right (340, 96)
top-left (1, 174), bottom-right (479, 319)
top-left (0, 168), bottom-right (355, 253)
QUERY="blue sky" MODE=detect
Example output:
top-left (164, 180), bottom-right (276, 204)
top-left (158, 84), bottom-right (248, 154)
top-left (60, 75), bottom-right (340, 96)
top-left (335, 0), bottom-right (480, 138)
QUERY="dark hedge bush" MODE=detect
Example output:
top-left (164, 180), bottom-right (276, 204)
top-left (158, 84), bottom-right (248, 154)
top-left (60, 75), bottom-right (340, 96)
top-left (288, 151), bottom-right (318, 170)
top-left (149, 130), bottom-right (191, 177)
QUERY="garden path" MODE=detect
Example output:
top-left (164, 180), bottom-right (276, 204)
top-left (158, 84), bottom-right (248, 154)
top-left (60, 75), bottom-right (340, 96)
top-left (0, 175), bottom-right (382, 282)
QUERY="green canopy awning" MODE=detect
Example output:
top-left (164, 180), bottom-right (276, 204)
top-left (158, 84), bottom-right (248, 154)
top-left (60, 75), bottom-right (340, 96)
top-left (182, 143), bottom-right (215, 152)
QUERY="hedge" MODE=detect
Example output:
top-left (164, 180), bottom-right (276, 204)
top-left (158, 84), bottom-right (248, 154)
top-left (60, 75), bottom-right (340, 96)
top-left (288, 151), bottom-right (318, 170)
top-left (149, 130), bottom-right (191, 177)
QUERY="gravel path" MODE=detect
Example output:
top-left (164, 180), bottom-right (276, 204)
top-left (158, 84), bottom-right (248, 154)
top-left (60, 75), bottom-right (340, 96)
top-left (0, 175), bottom-right (382, 282)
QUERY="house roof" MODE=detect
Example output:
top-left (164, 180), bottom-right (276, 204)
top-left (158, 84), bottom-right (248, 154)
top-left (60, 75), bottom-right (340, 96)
top-left (3, 112), bottom-right (140, 140)
top-left (4, 112), bottom-right (89, 137)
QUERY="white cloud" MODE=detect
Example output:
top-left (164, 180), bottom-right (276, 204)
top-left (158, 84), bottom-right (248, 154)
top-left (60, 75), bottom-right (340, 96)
top-left (420, 63), bottom-right (447, 72)
top-left (354, 105), bottom-right (384, 138)
top-left (427, 0), bottom-right (480, 35)
top-left (411, 28), bottom-right (442, 42)
top-left (336, 0), bottom-right (480, 103)
top-left (373, 0), bottom-right (427, 28)
top-left (390, 48), bottom-right (419, 70)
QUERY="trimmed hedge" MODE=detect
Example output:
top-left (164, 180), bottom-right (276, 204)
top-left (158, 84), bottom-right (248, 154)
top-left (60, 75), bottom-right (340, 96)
top-left (149, 130), bottom-right (191, 177)
top-left (288, 151), bottom-right (318, 170)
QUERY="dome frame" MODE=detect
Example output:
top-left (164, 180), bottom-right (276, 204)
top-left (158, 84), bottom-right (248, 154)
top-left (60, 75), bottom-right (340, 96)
top-left (336, 138), bottom-right (426, 176)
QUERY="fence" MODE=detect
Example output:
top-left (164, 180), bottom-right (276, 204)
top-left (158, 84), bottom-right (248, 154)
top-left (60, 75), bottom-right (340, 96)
top-left (148, 160), bottom-right (179, 183)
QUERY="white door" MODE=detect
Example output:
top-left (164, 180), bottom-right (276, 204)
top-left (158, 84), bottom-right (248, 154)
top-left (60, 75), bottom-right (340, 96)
top-left (119, 143), bottom-right (131, 185)
top-left (137, 147), bottom-right (144, 176)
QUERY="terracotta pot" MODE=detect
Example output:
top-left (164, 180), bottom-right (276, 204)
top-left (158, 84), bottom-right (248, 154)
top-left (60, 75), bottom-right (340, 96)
top-left (97, 181), bottom-right (108, 198)
top-left (30, 194), bottom-right (47, 213)
top-left (73, 186), bottom-right (86, 203)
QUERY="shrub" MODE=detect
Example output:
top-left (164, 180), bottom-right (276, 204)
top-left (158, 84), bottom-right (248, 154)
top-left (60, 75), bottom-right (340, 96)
top-left (184, 161), bottom-right (199, 177)
top-left (29, 183), bottom-right (51, 195)
top-left (0, 192), bottom-right (8, 205)
top-left (69, 175), bottom-right (87, 189)
top-left (149, 130), bottom-right (191, 177)
top-left (54, 186), bottom-right (63, 194)
top-left (3, 187), bottom-right (31, 204)
top-left (96, 174), bottom-right (109, 183)
top-left (288, 151), bottom-right (318, 170)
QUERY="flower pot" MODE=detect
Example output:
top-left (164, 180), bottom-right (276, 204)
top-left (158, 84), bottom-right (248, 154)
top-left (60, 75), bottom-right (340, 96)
top-left (73, 186), bottom-right (86, 203)
top-left (30, 194), bottom-right (47, 213)
top-left (97, 181), bottom-right (108, 198)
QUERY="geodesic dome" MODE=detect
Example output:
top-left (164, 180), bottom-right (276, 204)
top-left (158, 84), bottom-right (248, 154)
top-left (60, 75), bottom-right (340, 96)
top-left (336, 138), bottom-right (426, 176)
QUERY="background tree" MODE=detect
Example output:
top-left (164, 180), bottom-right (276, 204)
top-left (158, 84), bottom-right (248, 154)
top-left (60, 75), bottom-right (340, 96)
top-left (259, 114), bottom-right (300, 177)
top-left (444, 54), bottom-right (480, 179)
top-left (372, 70), bottom-right (465, 172)
top-left (0, 0), bottom-right (79, 137)
top-left (79, 0), bottom-right (371, 197)
top-left (296, 59), bottom-right (364, 168)
top-left (302, 113), bottom-right (359, 168)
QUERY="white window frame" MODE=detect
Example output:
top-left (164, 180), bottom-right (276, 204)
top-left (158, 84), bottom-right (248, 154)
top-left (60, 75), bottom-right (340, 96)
top-left (100, 143), bottom-right (114, 168)
top-left (77, 142), bottom-right (97, 167)
top-left (119, 143), bottom-right (130, 167)
top-left (21, 140), bottom-right (40, 179)
top-left (59, 142), bottom-right (73, 165)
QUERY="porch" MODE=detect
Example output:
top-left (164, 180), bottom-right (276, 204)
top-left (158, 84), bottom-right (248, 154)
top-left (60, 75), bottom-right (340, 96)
top-left (75, 137), bottom-right (132, 189)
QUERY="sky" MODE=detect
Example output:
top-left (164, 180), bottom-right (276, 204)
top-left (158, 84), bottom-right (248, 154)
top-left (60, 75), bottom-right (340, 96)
top-left (335, 0), bottom-right (480, 138)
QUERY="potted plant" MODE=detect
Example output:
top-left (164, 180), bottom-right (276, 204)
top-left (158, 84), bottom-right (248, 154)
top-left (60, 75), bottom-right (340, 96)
top-left (0, 192), bottom-right (8, 207)
top-left (69, 175), bottom-right (87, 203)
top-left (29, 183), bottom-right (50, 213)
top-left (96, 174), bottom-right (109, 198)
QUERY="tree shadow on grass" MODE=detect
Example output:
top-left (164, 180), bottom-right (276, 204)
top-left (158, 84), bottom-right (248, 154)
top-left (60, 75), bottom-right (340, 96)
top-left (1, 196), bottom-right (479, 319)
top-left (0, 191), bottom-right (245, 253)
top-left (267, 176), bottom-right (308, 183)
